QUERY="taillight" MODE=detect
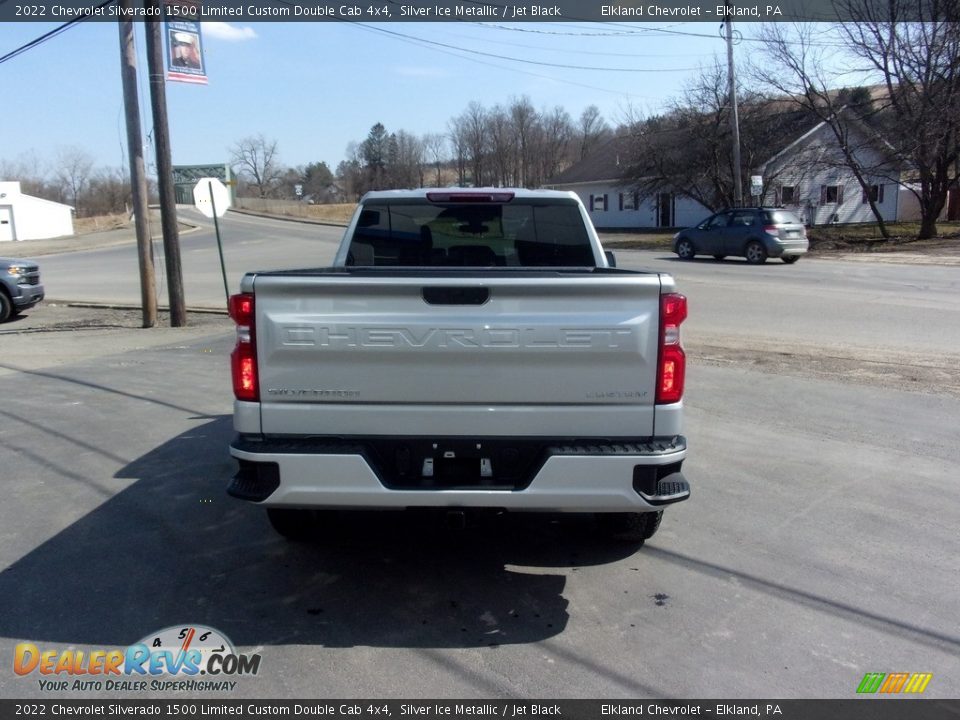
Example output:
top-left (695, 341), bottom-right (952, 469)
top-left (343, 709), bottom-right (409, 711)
top-left (763, 225), bottom-right (780, 236)
top-left (229, 292), bottom-right (258, 401)
top-left (656, 293), bottom-right (687, 405)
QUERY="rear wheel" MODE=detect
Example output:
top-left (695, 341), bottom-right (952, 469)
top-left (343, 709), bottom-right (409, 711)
top-left (595, 511), bottom-right (663, 544)
top-left (675, 239), bottom-right (695, 260)
top-left (781, 255), bottom-right (800, 264)
top-left (267, 508), bottom-right (318, 541)
top-left (745, 241), bottom-right (768, 264)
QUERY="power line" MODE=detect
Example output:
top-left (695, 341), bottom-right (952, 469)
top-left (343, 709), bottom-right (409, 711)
top-left (421, 25), bottom-right (717, 59)
top-left (478, 19), bottom-right (850, 48)
top-left (345, 22), bottom-right (658, 100)
top-left (0, 1), bottom-right (115, 66)
top-left (351, 24), bottom-right (703, 72)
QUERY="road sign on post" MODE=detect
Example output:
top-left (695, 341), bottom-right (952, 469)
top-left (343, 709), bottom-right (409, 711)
top-left (194, 178), bottom-right (231, 305)
top-left (193, 177), bottom-right (229, 218)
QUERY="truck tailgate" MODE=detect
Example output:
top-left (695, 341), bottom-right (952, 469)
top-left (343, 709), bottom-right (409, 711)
top-left (252, 271), bottom-right (663, 438)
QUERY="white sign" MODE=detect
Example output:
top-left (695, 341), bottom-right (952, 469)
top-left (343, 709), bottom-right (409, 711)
top-left (193, 178), bottom-right (230, 218)
top-left (750, 175), bottom-right (763, 195)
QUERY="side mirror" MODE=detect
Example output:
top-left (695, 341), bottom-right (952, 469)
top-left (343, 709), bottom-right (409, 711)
top-left (604, 250), bottom-right (617, 268)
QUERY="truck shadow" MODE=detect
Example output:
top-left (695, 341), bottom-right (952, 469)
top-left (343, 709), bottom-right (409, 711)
top-left (0, 416), bottom-right (641, 650)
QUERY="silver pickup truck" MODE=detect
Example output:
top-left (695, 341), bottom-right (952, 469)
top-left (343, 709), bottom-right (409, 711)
top-left (228, 189), bottom-right (690, 544)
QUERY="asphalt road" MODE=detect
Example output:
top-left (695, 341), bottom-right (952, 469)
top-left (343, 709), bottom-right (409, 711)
top-left (36, 210), bottom-right (346, 311)
top-left (1, 212), bottom-right (958, 699)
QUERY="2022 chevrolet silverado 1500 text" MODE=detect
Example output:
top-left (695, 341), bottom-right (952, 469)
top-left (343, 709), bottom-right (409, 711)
top-left (227, 189), bottom-right (690, 544)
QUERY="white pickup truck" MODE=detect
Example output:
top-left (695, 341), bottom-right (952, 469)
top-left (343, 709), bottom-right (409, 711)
top-left (227, 189), bottom-right (690, 544)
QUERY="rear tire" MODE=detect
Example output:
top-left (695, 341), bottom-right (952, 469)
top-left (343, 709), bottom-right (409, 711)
top-left (675, 239), bottom-right (695, 260)
top-left (267, 508), bottom-right (317, 541)
top-left (595, 511), bottom-right (663, 544)
top-left (745, 241), bottom-right (768, 264)
top-left (781, 255), bottom-right (800, 264)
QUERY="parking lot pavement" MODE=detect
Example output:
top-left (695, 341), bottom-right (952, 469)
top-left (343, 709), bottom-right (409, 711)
top-left (1, 309), bottom-right (958, 699)
top-left (0, 304), bottom-right (230, 377)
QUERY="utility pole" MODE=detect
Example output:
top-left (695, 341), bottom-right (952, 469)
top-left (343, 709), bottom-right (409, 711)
top-left (724, 13), bottom-right (744, 207)
top-left (145, 6), bottom-right (187, 326)
top-left (118, 12), bottom-right (156, 328)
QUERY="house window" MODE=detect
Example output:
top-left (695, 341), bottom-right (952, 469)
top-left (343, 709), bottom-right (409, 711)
top-left (862, 184), bottom-right (884, 204)
top-left (620, 192), bottom-right (638, 211)
top-left (780, 185), bottom-right (796, 204)
top-left (821, 185), bottom-right (844, 204)
top-left (590, 194), bottom-right (608, 212)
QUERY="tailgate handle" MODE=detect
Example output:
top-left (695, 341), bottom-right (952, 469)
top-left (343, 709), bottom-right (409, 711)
top-left (422, 287), bottom-right (489, 305)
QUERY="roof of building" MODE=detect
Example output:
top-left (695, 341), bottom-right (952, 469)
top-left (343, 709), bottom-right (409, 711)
top-left (548, 136), bottom-right (632, 186)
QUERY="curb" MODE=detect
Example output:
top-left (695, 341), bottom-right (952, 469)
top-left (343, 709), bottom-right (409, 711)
top-left (47, 300), bottom-right (229, 315)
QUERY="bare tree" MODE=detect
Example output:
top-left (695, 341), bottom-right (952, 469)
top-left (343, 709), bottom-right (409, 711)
top-left (509, 96), bottom-right (538, 187)
top-left (537, 106), bottom-right (574, 184)
top-left (55, 146), bottom-right (95, 215)
top-left (230, 134), bottom-right (284, 198)
top-left (336, 142), bottom-right (365, 201)
top-left (461, 102), bottom-right (489, 187)
top-left (422, 133), bottom-right (448, 187)
top-left (577, 105), bottom-right (610, 160)
top-left (487, 105), bottom-right (516, 187)
top-left (832, 0), bottom-right (960, 238)
top-left (86, 167), bottom-right (132, 216)
top-left (0, 151), bottom-right (49, 198)
top-left (447, 117), bottom-right (469, 186)
top-left (624, 62), bottom-right (814, 212)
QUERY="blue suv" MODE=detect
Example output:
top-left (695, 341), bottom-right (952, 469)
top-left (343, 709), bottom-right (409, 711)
top-left (673, 208), bottom-right (809, 264)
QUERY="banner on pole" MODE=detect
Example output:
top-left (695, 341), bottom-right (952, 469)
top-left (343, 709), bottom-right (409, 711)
top-left (164, 11), bottom-right (207, 85)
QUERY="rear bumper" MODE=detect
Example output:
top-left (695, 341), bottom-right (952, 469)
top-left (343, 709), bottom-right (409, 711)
top-left (229, 435), bottom-right (690, 512)
top-left (769, 238), bottom-right (808, 257)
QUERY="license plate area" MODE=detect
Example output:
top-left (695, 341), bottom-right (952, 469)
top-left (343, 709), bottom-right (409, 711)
top-left (364, 439), bottom-right (546, 491)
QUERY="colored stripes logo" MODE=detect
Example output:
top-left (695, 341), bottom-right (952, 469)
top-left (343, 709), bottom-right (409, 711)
top-left (857, 673), bottom-right (933, 694)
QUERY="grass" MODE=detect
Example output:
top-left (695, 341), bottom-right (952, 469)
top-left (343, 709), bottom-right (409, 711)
top-left (73, 213), bottom-right (128, 234)
top-left (806, 221), bottom-right (960, 252)
top-left (234, 198), bottom-right (356, 224)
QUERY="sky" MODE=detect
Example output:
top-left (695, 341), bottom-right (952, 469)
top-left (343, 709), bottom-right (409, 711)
top-left (0, 18), bottom-right (837, 177)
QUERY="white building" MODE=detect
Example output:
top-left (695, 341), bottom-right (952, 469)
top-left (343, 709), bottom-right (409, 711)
top-left (760, 120), bottom-right (901, 225)
top-left (0, 181), bottom-right (74, 242)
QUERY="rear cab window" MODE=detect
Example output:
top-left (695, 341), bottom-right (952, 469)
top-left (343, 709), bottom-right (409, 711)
top-left (345, 198), bottom-right (597, 267)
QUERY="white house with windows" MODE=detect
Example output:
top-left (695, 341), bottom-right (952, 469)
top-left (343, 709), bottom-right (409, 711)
top-left (548, 118), bottom-right (914, 230)
top-left (759, 119), bottom-right (901, 225)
